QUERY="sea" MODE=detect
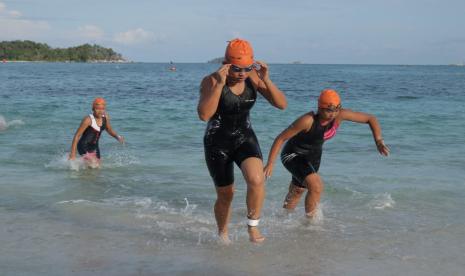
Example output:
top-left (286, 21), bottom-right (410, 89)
top-left (1, 63), bottom-right (464, 275)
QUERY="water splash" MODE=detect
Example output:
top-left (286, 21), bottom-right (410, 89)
top-left (182, 197), bottom-right (198, 216)
top-left (54, 196), bottom-right (214, 243)
top-left (102, 149), bottom-right (140, 168)
top-left (305, 204), bottom-right (324, 226)
top-left (56, 199), bottom-right (93, 205)
top-left (0, 115), bottom-right (25, 131)
top-left (183, 197), bottom-right (190, 212)
top-left (46, 149), bottom-right (140, 171)
top-left (369, 193), bottom-right (395, 210)
top-left (0, 116), bottom-right (6, 131)
top-left (45, 153), bottom-right (87, 171)
top-left (312, 206), bottom-right (324, 224)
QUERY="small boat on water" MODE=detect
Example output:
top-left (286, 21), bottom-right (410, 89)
top-left (169, 61), bottom-right (176, 71)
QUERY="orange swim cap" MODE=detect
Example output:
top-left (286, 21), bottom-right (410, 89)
top-left (92, 97), bottom-right (106, 108)
top-left (318, 89), bottom-right (341, 108)
top-left (224, 38), bottom-right (254, 66)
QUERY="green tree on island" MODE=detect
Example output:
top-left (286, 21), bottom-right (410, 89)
top-left (0, 40), bottom-right (125, 62)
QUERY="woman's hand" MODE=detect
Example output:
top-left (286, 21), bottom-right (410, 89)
top-left (214, 64), bottom-right (231, 85)
top-left (254, 61), bottom-right (269, 81)
top-left (376, 139), bottom-right (390, 156)
top-left (117, 135), bottom-right (125, 144)
top-left (68, 152), bottom-right (76, 160)
top-left (263, 162), bottom-right (274, 179)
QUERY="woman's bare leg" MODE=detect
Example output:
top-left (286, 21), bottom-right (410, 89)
top-left (303, 173), bottom-right (324, 218)
top-left (240, 157), bottom-right (266, 243)
top-left (283, 181), bottom-right (306, 210)
top-left (215, 184), bottom-right (235, 244)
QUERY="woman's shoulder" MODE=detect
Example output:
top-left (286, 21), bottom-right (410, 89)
top-left (200, 73), bottom-right (219, 90)
top-left (302, 111), bottom-right (316, 121)
top-left (293, 112), bottom-right (315, 131)
top-left (80, 115), bottom-right (92, 127)
top-left (336, 108), bottom-right (353, 121)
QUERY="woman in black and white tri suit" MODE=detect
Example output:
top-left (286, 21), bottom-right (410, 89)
top-left (69, 98), bottom-right (124, 168)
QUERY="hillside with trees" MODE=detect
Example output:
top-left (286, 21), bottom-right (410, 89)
top-left (0, 40), bottom-right (126, 62)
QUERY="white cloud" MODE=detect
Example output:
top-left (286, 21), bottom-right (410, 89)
top-left (113, 28), bottom-right (155, 45)
top-left (8, 10), bottom-right (21, 18)
top-left (0, 1), bottom-right (50, 40)
top-left (77, 25), bottom-right (104, 40)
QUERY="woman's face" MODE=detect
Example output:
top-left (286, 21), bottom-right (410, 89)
top-left (93, 105), bottom-right (106, 118)
top-left (318, 105), bottom-right (341, 121)
top-left (228, 64), bottom-right (254, 82)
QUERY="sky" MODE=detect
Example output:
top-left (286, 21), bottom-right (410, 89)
top-left (1, 0), bottom-right (465, 64)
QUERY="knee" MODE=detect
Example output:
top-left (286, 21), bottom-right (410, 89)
top-left (306, 175), bottom-right (324, 194)
top-left (289, 187), bottom-right (305, 197)
top-left (308, 182), bottom-right (323, 194)
top-left (246, 173), bottom-right (264, 189)
top-left (292, 186), bottom-right (306, 196)
top-left (217, 187), bottom-right (235, 203)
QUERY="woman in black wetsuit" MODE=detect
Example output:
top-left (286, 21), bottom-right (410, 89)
top-left (264, 89), bottom-right (390, 220)
top-left (69, 98), bottom-right (124, 168)
top-left (198, 39), bottom-right (287, 243)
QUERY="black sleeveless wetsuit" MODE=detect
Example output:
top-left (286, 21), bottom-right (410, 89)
top-left (281, 113), bottom-right (339, 187)
top-left (77, 114), bottom-right (107, 159)
top-left (204, 78), bottom-right (262, 187)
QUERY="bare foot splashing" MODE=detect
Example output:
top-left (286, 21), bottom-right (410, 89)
top-left (305, 204), bottom-right (324, 225)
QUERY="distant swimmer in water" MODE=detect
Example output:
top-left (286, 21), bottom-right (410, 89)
top-left (69, 98), bottom-right (124, 168)
top-left (198, 38), bottom-right (287, 244)
top-left (264, 89), bottom-right (389, 220)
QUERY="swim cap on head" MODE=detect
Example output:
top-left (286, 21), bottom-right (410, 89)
top-left (92, 97), bottom-right (106, 108)
top-left (318, 89), bottom-right (341, 108)
top-left (224, 38), bottom-right (254, 66)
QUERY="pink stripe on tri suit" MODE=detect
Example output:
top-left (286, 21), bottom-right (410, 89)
top-left (323, 122), bottom-right (339, 141)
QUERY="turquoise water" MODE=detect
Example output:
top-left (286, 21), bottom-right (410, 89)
top-left (1, 63), bottom-right (465, 275)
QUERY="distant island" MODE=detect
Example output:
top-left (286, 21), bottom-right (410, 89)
top-left (207, 57), bottom-right (224, 63)
top-left (0, 40), bottom-right (127, 63)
